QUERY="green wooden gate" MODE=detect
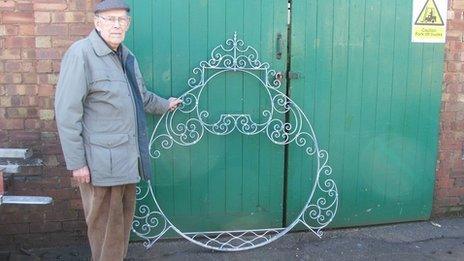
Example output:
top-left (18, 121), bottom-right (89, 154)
top-left (126, 0), bottom-right (289, 233)
top-left (126, 0), bottom-right (444, 234)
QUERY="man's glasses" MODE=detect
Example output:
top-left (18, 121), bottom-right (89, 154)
top-left (97, 15), bottom-right (131, 27)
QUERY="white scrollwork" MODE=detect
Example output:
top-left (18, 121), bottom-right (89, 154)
top-left (132, 33), bottom-right (339, 251)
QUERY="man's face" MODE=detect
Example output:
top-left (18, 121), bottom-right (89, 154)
top-left (94, 9), bottom-right (131, 50)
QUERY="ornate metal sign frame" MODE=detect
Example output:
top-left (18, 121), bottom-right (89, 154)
top-left (132, 33), bottom-right (338, 251)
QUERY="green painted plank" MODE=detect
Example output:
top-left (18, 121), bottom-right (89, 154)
top-left (269, 0), bottom-right (287, 221)
top-left (357, 0), bottom-right (381, 211)
top-left (398, 5), bottom-right (423, 207)
top-left (258, 0), bottom-right (275, 214)
top-left (425, 43), bottom-right (445, 211)
top-left (338, 0), bottom-right (366, 225)
top-left (206, 0), bottom-right (227, 218)
top-left (311, 0), bottom-right (337, 225)
top-left (189, 0), bottom-right (209, 219)
top-left (124, 0), bottom-right (134, 50)
top-left (327, 0), bottom-right (349, 224)
top-left (225, 0), bottom-right (245, 215)
top-left (286, 0), bottom-right (319, 224)
top-left (371, 0), bottom-right (396, 211)
top-left (385, 0), bottom-right (410, 211)
top-left (242, 0), bottom-right (261, 213)
top-left (152, 0), bottom-right (175, 216)
top-left (414, 43), bottom-right (435, 217)
top-left (285, 0), bottom-right (307, 222)
top-left (170, 0), bottom-right (191, 220)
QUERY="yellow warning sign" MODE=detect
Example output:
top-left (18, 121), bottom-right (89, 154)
top-left (415, 0), bottom-right (444, 25)
top-left (412, 0), bottom-right (447, 43)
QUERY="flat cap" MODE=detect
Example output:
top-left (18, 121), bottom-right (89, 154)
top-left (94, 0), bottom-right (130, 13)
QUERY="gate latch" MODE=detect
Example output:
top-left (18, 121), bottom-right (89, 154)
top-left (287, 71), bottom-right (302, 80)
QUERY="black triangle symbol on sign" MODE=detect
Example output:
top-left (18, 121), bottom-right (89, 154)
top-left (415, 0), bottom-right (444, 26)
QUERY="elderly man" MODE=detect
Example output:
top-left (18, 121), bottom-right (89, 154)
top-left (54, 0), bottom-right (181, 260)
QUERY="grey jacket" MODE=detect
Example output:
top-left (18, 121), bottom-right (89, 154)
top-left (55, 29), bottom-right (169, 186)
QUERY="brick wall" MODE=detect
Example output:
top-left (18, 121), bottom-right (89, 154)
top-left (434, 0), bottom-right (464, 215)
top-left (0, 0), bottom-right (94, 250)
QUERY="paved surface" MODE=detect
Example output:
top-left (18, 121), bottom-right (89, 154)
top-left (6, 217), bottom-right (464, 260)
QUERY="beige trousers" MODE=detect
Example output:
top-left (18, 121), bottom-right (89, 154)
top-left (79, 183), bottom-right (136, 261)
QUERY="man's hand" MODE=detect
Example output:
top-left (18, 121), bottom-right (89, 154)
top-left (72, 166), bottom-right (90, 184)
top-left (168, 97), bottom-right (182, 111)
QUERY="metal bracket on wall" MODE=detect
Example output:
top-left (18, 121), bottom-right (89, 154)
top-left (132, 33), bottom-right (338, 251)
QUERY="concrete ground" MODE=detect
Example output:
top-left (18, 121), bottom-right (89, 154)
top-left (6, 217), bottom-right (464, 260)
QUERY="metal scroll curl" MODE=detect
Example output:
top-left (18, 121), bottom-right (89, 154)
top-left (132, 33), bottom-right (338, 251)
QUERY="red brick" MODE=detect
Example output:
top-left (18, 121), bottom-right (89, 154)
top-left (4, 61), bottom-right (22, 72)
top-left (40, 143), bottom-right (61, 155)
top-left (43, 208), bottom-right (78, 222)
top-left (35, 24), bottom-right (68, 36)
top-left (5, 85), bottom-right (37, 96)
top-left (52, 60), bottom-right (61, 72)
top-left (34, 12), bottom-right (51, 23)
top-left (0, 73), bottom-right (22, 84)
top-left (0, 119), bottom-right (24, 130)
top-left (40, 132), bottom-right (58, 141)
top-left (37, 60), bottom-right (53, 73)
top-left (25, 119), bottom-right (41, 129)
top-left (10, 96), bottom-right (37, 106)
top-left (0, 235), bottom-right (14, 247)
top-left (69, 24), bottom-right (92, 36)
top-left (62, 220), bottom-right (86, 232)
top-left (21, 49), bottom-right (36, 59)
top-left (0, 224), bottom-right (29, 235)
top-left (0, 209), bottom-right (45, 224)
top-left (0, 25), bottom-right (18, 35)
top-left (454, 177), bottom-right (464, 187)
top-left (37, 73), bottom-right (59, 85)
top-left (36, 48), bottom-right (62, 60)
top-left (33, 3), bottom-right (68, 11)
top-left (68, 0), bottom-right (87, 11)
top-left (10, 131), bottom-right (40, 141)
top-left (18, 24), bottom-right (35, 35)
top-left (2, 12), bottom-right (34, 24)
top-left (17, 2), bottom-right (33, 11)
top-left (0, 49), bottom-right (21, 59)
top-left (4, 36), bottom-right (35, 48)
top-left (70, 199), bottom-right (83, 210)
top-left (0, 97), bottom-right (11, 107)
top-left (42, 122), bottom-right (58, 132)
top-left (0, 1), bottom-right (15, 11)
top-left (36, 36), bottom-right (52, 48)
top-left (22, 72), bottom-right (38, 84)
top-left (448, 196), bottom-right (462, 206)
top-left (52, 36), bottom-right (74, 48)
top-left (6, 108), bottom-right (29, 118)
top-left (38, 84), bottom-right (55, 96)
top-left (52, 12), bottom-right (86, 23)
top-left (21, 61), bottom-right (34, 72)
top-left (29, 222), bottom-right (62, 233)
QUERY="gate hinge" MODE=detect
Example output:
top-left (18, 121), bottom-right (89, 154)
top-left (287, 71), bottom-right (303, 80)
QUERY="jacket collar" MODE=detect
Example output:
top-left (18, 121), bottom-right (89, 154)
top-left (89, 29), bottom-right (114, 57)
